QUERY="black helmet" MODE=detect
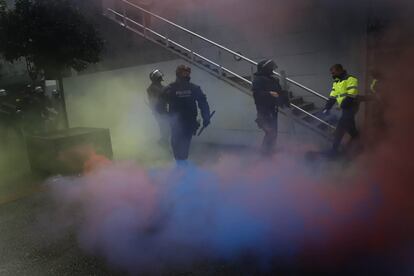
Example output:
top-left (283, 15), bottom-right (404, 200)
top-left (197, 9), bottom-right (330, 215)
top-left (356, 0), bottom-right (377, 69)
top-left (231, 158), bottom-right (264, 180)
top-left (149, 69), bottom-right (164, 82)
top-left (257, 59), bottom-right (277, 75)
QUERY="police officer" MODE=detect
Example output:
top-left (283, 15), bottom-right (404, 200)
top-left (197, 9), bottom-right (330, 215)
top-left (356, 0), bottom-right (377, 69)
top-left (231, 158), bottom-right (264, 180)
top-left (23, 85), bottom-right (50, 134)
top-left (164, 65), bottom-right (210, 164)
top-left (252, 59), bottom-right (289, 156)
top-left (322, 64), bottom-right (359, 155)
top-left (0, 89), bottom-right (22, 143)
top-left (147, 69), bottom-right (169, 145)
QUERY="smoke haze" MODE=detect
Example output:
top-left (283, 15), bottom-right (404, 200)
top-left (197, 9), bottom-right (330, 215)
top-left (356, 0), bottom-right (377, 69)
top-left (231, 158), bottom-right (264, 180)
top-left (31, 0), bottom-right (414, 274)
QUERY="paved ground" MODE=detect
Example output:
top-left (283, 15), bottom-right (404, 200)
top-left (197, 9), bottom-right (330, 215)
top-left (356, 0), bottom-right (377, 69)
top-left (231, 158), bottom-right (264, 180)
top-left (0, 137), bottom-right (389, 275)
top-left (0, 138), bottom-right (261, 276)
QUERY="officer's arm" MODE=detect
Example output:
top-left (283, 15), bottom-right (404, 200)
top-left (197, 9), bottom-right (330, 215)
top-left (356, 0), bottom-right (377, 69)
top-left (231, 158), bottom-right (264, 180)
top-left (194, 86), bottom-right (211, 123)
top-left (161, 85), bottom-right (171, 102)
top-left (346, 77), bottom-right (359, 97)
top-left (340, 77), bottom-right (359, 109)
top-left (324, 84), bottom-right (337, 111)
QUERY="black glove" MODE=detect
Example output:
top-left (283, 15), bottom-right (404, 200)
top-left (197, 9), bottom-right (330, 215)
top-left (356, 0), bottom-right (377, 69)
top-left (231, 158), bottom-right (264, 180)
top-left (322, 109), bottom-right (330, 116)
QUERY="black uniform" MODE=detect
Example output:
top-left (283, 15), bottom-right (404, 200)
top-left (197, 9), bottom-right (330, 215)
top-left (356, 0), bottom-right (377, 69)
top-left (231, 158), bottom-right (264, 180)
top-left (252, 73), bottom-right (288, 155)
top-left (147, 82), bottom-right (169, 144)
top-left (164, 79), bottom-right (210, 161)
top-left (0, 96), bottom-right (22, 142)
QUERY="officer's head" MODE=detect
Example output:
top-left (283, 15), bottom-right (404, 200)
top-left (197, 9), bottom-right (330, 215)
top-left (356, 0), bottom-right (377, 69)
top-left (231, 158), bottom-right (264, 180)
top-left (52, 89), bottom-right (60, 96)
top-left (34, 86), bottom-right (44, 95)
top-left (149, 69), bottom-right (164, 83)
top-left (257, 59), bottom-right (277, 75)
top-left (0, 89), bottom-right (7, 97)
top-left (176, 65), bottom-right (191, 82)
top-left (330, 64), bottom-right (345, 78)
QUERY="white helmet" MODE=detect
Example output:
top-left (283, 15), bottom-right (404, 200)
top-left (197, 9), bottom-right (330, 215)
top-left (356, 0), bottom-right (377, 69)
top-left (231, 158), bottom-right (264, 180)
top-left (149, 69), bottom-right (164, 82)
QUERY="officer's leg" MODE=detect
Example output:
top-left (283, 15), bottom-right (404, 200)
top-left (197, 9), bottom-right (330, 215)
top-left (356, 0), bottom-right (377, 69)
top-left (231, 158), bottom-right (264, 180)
top-left (261, 129), bottom-right (272, 155)
top-left (261, 121), bottom-right (277, 156)
top-left (170, 124), bottom-right (181, 160)
top-left (180, 129), bottom-right (193, 160)
top-left (158, 115), bottom-right (170, 146)
top-left (332, 114), bottom-right (347, 153)
top-left (348, 117), bottom-right (359, 139)
top-left (0, 120), bottom-right (7, 144)
top-left (171, 123), bottom-right (192, 161)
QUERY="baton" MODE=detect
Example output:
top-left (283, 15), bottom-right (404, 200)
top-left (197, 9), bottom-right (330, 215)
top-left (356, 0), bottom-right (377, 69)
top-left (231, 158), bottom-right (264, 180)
top-left (197, 110), bottom-right (216, 136)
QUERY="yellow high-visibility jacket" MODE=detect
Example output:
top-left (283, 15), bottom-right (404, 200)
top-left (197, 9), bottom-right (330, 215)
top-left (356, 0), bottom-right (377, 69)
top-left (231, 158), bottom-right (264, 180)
top-left (330, 75), bottom-right (359, 107)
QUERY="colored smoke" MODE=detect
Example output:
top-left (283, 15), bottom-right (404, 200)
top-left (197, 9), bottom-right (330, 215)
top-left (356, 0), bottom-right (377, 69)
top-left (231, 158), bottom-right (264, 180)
top-left (42, 0), bottom-right (414, 274)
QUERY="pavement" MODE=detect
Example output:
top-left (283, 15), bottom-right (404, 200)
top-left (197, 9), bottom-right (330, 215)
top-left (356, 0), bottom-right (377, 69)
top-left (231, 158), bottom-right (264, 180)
top-left (0, 137), bottom-right (260, 275)
top-left (0, 137), bottom-right (381, 275)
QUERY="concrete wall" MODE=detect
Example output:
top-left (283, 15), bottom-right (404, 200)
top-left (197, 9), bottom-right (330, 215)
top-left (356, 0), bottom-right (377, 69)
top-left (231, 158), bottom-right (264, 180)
top-left (63, 58), bottom-right (327, 160)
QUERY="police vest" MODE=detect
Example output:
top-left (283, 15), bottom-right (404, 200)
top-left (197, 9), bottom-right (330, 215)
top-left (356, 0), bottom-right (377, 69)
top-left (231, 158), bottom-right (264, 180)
top-left (330, 75), bottom-right (359, 107)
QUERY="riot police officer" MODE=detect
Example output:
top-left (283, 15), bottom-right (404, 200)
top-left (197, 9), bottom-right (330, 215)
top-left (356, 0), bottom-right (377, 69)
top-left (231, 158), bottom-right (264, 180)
top-left (164, 65), bottom-right (211, 164)
top-left (322, 64), bottom-right (360, 156)
top-left (0, 89), bottom-right (22, 143)
top-left (147, 69), bottom-right (169, 145)
top-left (252, 59), bottom-right (289, 156)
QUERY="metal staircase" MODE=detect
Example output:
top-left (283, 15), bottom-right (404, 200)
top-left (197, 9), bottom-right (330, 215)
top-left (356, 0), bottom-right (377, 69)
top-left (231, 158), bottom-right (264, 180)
top-left (103, 0), bottom-right (336, 138)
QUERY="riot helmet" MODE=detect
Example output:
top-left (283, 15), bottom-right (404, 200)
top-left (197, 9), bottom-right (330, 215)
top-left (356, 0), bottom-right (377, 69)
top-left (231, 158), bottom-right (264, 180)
top-left (34, 86), bottom-right (44, 94)
top-left (257, 59), bottom-right (277, 75)
top-left (149, 69), bottom-right (164, 82)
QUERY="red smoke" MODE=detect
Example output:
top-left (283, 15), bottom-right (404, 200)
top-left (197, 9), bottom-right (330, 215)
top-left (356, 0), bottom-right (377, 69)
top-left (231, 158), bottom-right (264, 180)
top-left (58, 144), bottom-right (112, 174)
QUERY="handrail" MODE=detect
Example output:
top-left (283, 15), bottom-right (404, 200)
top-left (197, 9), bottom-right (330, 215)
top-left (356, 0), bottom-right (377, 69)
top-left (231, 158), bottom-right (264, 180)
top-left (119, 0), bottom-right (329, 101)
top-left (108, 8), bottom-right (253, 87)
top-left (106, 7), bottom-right (335, 130)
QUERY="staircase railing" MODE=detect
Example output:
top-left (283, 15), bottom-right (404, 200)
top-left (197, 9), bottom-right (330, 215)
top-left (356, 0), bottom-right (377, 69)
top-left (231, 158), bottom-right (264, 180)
top-left (104, 0), bottom-right (335, 130)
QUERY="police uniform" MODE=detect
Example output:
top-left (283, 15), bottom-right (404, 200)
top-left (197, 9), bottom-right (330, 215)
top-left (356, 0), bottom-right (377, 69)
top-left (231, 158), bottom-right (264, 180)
top-left (164, 79), bottom-right (210, 161)
top-left (252, 60), bottom-right (288, 155)
top-left (324, 72), bottom-right (359, 152)
top-left (0, 93), bottom-right (22, 142)
top-left (147, 81), bottom-right (169, 144)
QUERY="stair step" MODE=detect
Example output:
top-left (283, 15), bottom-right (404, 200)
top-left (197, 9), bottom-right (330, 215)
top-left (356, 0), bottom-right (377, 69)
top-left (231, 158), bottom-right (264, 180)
top-left (317, 123), bottom-right (331, 131)
top-left (290, 96), bottom-right (304, 105)
top-left (298, 102), bottom-right (315, 111)
top-left (292, 102), bottom-right (315, 115)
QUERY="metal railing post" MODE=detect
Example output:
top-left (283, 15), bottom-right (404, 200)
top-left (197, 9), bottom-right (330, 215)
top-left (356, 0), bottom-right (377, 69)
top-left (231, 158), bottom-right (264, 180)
top-left (165, 35), bottom-right (169, 47)
top-left (190, 37), bottom-right (194, 60)
top-left (121, 0), bottom-right (127, 27)
top-left (142, 10), bottom-right (147, 37)
top-left (280, 70), bottom-right (288, 92)
top-left (218, 50), bottom-right (223, 76)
